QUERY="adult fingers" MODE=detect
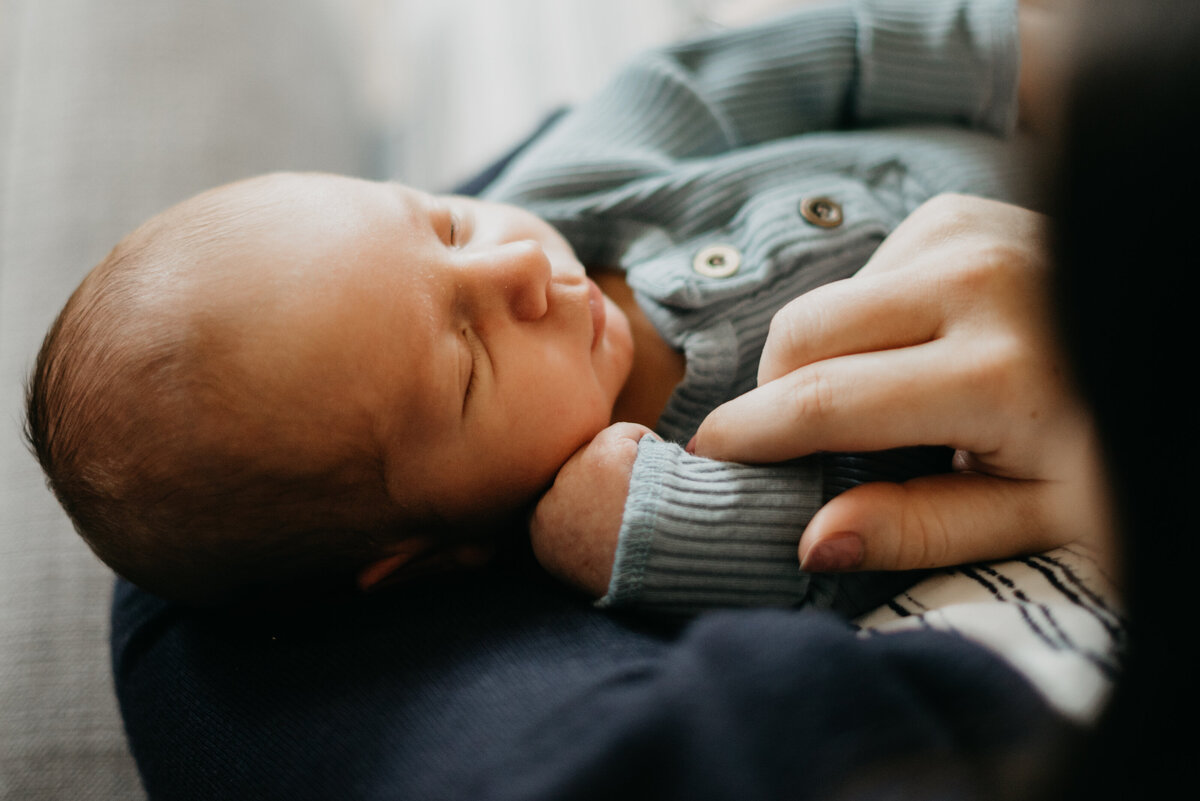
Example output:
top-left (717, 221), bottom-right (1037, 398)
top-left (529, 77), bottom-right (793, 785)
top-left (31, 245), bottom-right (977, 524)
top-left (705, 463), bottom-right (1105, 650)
top-left (755, 193), bottom-right (1048, 386)
top-left (756, 270), bottom-right (945, 385)
top-left (853, 193), bottom-right (1043, 279)
top-left (693, 340), bottom-right (997, 463)
top-left (796, 473), bottom-right (1067, 572)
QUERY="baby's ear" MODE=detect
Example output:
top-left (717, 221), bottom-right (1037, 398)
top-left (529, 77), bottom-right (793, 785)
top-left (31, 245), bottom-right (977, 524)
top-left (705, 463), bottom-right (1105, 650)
top-left (356, 538), bottom-right (495, 593)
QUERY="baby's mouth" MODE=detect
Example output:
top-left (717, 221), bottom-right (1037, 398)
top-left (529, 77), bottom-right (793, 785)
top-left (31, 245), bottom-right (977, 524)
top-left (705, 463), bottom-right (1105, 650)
top-left (586, 278), bottom-right (606, 350)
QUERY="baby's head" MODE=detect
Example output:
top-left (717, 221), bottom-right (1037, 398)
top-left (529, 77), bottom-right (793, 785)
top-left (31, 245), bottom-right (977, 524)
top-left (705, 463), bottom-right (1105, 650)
top-left (26, 173), bottom-right (633, 604)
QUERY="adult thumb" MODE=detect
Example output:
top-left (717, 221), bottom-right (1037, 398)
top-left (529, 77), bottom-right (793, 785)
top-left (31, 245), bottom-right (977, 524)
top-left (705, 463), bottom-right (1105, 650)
top-left (798, 473), bottom-right (1064, 572)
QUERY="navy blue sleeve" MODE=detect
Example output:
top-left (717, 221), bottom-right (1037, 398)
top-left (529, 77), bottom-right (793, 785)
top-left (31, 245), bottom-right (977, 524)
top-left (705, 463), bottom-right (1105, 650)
top-left (471, 610), bottom-right (1073, 800)
top-left (112, 573), bottom-right (1073, 801)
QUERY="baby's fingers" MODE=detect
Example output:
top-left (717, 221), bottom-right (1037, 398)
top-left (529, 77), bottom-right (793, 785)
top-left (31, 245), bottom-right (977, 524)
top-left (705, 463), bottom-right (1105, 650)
top-left (586, 422), bottom-right (658, 455)
top-left (529, 422), bottom-right (654, 597)
top-left (797, 473), bottom-right (1068, 573)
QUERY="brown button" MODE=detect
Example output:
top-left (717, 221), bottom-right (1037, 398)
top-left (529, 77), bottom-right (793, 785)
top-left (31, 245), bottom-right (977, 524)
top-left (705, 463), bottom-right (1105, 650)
top-left (799, 196), bottom-right (843, 228)
top-left (692, 243), bottom-right (741, 278)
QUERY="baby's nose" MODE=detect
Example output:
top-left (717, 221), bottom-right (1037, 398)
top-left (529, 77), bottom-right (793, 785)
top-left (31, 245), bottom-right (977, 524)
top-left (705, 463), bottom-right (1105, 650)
top-left (468, 240), bottom-right (551, 322)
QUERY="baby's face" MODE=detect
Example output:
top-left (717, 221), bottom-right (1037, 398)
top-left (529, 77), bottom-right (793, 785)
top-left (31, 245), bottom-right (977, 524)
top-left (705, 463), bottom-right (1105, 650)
top-left (202, 173), bottom-right (633, 529)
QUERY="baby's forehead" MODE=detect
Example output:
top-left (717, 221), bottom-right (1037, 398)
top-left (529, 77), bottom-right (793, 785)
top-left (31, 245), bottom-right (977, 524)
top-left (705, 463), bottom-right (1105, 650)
top-left (160, 176), bottom-right (371, 290)
top-left (163, 173), bottom-right (384, 252)
top-left (163, 173), bottom-right (444, 363)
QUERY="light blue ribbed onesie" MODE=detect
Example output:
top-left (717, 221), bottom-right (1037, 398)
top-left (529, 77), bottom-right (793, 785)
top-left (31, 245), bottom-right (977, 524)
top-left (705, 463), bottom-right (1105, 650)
top-left (484, 0), bottom-right (1032, 617)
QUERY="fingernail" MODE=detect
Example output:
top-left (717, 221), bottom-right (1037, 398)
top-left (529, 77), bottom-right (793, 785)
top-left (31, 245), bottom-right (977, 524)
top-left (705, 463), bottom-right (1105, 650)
top-left (685, 435), bottom-right (697, 454)
top-left (801, 532), bottom-right (863, 572)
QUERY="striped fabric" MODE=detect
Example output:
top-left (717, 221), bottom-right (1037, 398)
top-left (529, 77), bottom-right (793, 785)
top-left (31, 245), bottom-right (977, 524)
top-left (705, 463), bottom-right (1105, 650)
top-left (857, 544), bottom-right (1124, 723)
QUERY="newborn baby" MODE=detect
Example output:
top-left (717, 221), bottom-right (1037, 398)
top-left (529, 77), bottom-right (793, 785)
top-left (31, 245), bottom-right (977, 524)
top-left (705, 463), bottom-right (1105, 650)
top-left (27, 1), bottom-right (1030, 613)
top-left (28, 172), bottom-right (658, 604)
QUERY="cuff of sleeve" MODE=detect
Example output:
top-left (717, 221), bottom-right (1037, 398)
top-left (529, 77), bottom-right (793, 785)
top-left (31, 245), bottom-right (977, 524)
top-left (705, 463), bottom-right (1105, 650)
top-left (854, 0), bottom-right (1020, 134)
top-left (822, 446), bottom-right (954, 502)
top-left (598, 437), bottom-right (824, 615)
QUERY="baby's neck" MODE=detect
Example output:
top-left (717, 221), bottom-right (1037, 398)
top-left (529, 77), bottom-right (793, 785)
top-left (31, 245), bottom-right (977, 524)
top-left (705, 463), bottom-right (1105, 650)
top-left (593, 269), bottom-right (686, 429)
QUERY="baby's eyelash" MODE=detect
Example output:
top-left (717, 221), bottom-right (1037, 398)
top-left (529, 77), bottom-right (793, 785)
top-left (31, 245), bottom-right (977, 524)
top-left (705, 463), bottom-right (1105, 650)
top-left (462, 328), bottom-right (478, 407)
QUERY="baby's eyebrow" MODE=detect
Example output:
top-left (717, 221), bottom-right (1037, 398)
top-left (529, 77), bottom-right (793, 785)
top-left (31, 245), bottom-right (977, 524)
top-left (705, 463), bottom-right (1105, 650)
top-left (383, 182), bottom-right (432, 230)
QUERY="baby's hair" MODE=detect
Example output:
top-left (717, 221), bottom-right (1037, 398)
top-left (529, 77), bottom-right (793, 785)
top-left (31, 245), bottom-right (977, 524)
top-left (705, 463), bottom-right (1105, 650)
top-left (24, 180), bottom-right (404, 605)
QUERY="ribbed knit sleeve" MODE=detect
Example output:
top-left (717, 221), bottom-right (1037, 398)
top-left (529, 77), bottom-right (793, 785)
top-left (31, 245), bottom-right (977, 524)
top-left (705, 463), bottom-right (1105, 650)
top-left (599, 440), bottom-right (947, 617)
top-left (647, 0), bottom-right (1019, 146)
top-left (486, 0), bottom-right (1018, 204)
top-left (599, 437), bottom-right (828, 615)
top-left (854, 0), bottom-right (1019, 133)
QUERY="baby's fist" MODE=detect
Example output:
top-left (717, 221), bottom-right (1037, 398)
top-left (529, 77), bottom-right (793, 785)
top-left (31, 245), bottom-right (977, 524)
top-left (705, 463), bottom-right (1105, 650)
top-left (530, 423), bottom-right (655, 597)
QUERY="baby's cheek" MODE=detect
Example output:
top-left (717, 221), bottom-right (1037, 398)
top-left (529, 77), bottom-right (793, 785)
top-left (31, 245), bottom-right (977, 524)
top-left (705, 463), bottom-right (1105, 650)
top-left (583, 401), bottom-right (614, 445)
top-left (602, 301), bottom-right (635, 395)
top-left (542, 412), bottom-right (607, 485)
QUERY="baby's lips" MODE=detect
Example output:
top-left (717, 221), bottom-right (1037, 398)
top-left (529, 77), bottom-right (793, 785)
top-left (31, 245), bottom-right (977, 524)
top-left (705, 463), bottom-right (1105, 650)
top-left (586, 278), bottom-right (606, 349)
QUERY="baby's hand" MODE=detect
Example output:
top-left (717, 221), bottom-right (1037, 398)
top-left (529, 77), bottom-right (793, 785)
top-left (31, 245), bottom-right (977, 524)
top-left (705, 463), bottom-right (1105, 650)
top-left (530, 422), bottom-right (656, 597)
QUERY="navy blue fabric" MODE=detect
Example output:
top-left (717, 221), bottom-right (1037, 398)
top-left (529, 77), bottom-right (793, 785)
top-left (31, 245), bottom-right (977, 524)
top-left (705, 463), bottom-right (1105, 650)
top-left (473, 610), bottom-right (1071, 800)
top-left (112, 567), bottom-right (1069, 800)
top-left (112, 565), bottom-right (670, 800)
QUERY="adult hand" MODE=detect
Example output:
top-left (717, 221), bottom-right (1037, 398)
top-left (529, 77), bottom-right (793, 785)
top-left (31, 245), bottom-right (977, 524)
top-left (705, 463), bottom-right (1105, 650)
top-left (529, 422), bottom-right (656, 596)
top-left (691, 194), bottom-right (1111, 573)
